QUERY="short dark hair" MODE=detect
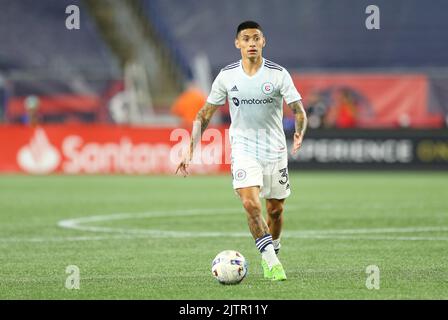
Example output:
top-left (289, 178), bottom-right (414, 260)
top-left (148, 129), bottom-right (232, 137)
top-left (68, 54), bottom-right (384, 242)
top-left (236, 21), bottom-right (262, 38)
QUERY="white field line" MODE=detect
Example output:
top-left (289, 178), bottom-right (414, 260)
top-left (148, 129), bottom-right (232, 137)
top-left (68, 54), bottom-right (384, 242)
top-left (0, 234), bottom-right (150, 243)
top-left (2, 233), bottom-right (448, 243)
top-left (1, 207), bottom-right (447, 243)
top-left (0, 274), bottom-right (175, 283)
top-left (57, 208), bottom-right (448, 238)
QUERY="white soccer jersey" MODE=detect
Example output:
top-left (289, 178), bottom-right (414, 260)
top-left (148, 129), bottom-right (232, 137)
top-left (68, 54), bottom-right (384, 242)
top-left (207, 58), bottom-right (301, 162)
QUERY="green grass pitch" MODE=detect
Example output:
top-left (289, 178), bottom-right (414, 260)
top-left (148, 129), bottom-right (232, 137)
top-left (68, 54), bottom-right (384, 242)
top-left (0, 172), bottom-right (447, 299)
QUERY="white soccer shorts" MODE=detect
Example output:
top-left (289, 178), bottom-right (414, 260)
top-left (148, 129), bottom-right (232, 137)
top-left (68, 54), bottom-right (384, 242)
top-left (231, 155), bottom-right (291, 199)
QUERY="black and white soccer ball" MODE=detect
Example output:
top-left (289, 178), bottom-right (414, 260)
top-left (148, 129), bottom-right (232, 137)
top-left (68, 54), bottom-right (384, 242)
top-left (211, 250), bottom-right (248, 285)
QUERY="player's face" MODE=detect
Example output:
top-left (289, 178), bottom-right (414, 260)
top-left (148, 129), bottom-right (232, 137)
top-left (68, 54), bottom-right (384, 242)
top-left (235, 29), bottom-right (265, 61)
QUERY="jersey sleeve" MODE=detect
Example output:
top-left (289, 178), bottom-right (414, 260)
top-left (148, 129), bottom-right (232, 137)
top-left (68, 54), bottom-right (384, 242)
top-left (280, 69), bottom-right (302, 104)
top-left (206, 71), bottom-right (227, 106)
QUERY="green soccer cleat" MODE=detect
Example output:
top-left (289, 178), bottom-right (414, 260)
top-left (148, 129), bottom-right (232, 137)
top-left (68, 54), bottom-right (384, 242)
top-left (261, 259), bottom-right (273, 279)
top-left (270, 264), bottom-right (287, 281)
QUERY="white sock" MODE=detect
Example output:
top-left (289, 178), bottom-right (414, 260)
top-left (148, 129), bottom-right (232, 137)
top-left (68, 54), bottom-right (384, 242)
top-left (262, 244), bottom-right (280, 269)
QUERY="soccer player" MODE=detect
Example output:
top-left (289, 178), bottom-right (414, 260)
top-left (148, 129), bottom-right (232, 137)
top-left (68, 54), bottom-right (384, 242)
top-left (176, 21), bottom-right (307, 281)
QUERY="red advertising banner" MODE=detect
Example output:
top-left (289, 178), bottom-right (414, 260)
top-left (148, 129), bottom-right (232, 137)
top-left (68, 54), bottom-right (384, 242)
top-left (291, 74), bottom-right (444, 128)
top-left (0, 125), bottom-right (231, 174)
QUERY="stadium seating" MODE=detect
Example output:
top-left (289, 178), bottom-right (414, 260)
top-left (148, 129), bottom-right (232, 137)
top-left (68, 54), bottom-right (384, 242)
top-left (1, 0), bottom-right (447, 126)
top-left (139, 0), bottom-right (448, 128)
top-left (0, 0), bottom-right (120, 123)
top-left (0, 0), bottom-right (119, 76)
top-left (141, 0), bottom-right (448, 74)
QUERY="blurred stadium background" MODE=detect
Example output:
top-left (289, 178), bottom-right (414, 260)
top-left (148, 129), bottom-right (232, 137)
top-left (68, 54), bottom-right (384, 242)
top-left (1, 0), bottom-right (447, 299)
top-left (1, 0), bottom-right (448, 173)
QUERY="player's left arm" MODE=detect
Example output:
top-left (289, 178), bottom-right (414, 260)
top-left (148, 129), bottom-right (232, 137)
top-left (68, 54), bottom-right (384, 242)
top-left (288, 100), bottom-right (307, 153)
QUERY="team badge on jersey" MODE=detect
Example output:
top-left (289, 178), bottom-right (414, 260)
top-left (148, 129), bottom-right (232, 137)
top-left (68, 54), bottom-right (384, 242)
top-left (261, 82), bottom-right (274, 95)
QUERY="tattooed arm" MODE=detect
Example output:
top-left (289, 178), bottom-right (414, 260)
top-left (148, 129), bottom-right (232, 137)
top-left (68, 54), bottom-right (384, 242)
top-left (176, 102), bottom-right (219, 176)
top-left (190, 102), bottom-right (219, 154)
top-left (288, 100), bottom-right (307, 153)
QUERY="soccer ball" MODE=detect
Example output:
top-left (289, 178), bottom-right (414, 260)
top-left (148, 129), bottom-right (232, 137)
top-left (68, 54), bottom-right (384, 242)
top-left (211, 250), bottom-right (248, 285)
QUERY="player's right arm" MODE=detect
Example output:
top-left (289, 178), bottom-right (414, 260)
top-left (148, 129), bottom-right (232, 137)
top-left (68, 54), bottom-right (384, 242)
top-left (176, 70), bottom-right (226, 176)
top-left (175, 102), bottom-right (220, 177)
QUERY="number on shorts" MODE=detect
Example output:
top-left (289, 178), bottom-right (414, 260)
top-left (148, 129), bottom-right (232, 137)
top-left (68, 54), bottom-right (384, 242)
top-left (279, 168), bottom-right (289, 185)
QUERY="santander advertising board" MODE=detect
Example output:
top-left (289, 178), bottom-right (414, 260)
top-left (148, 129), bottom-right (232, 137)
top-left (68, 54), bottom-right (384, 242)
top-left (3, 126), bottom-right (226, 174)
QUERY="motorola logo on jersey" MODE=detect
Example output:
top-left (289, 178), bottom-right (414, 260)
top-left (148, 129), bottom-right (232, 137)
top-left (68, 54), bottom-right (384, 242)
top-left (232, 97), bottom-right (274, 106)
top-left (241, 97), bottom-right (274, 105)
